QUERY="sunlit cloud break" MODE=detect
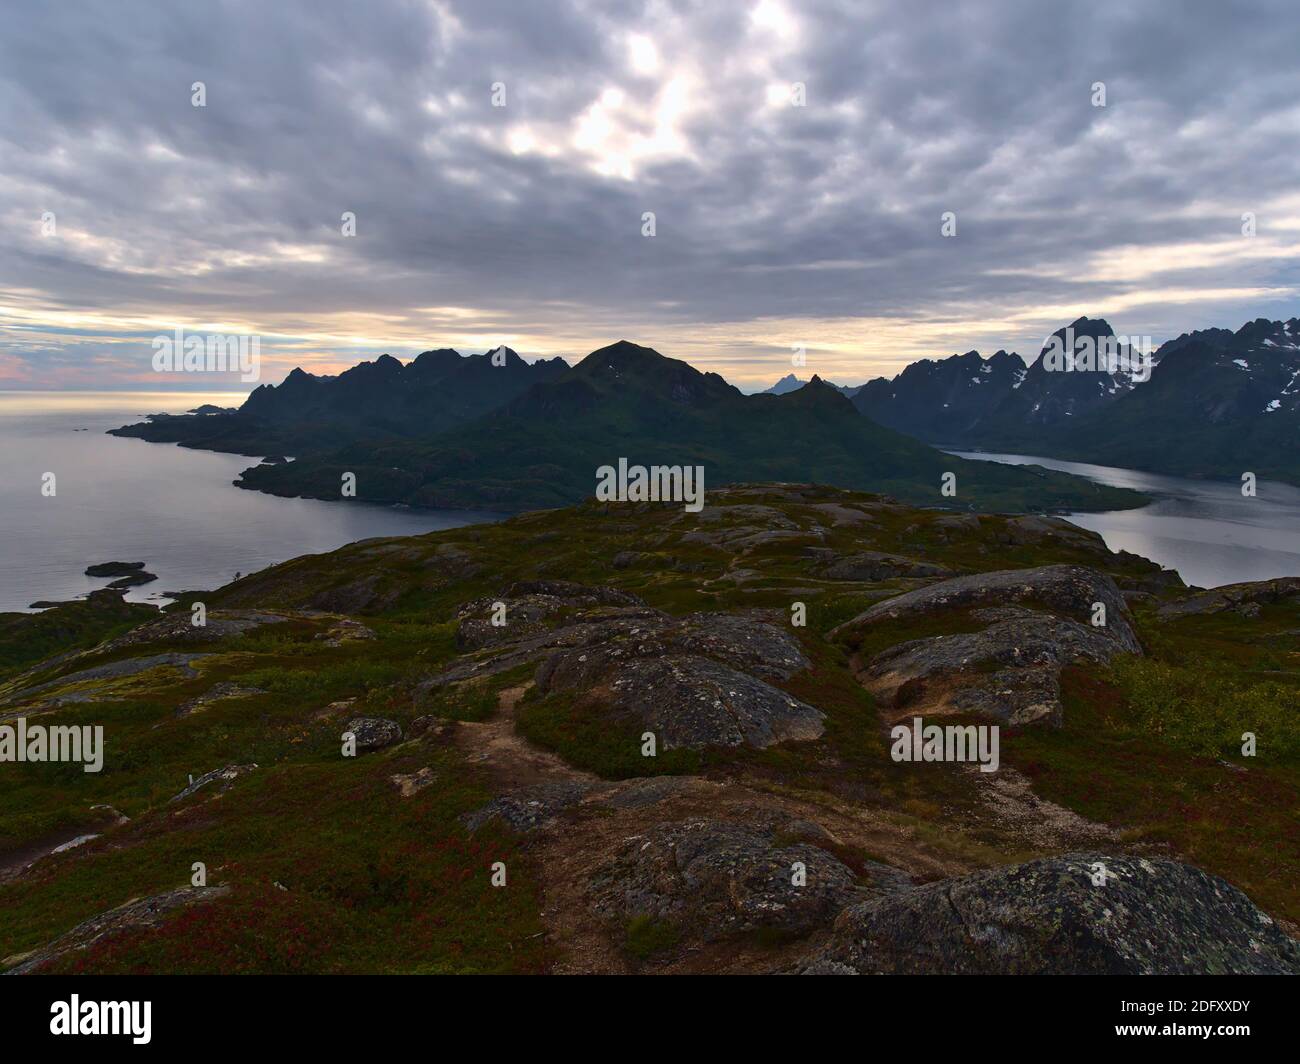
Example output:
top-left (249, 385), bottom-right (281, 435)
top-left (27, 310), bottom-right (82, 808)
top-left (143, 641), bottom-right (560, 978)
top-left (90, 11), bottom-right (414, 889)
top-left (0, 0), bottom-right (1298, 392)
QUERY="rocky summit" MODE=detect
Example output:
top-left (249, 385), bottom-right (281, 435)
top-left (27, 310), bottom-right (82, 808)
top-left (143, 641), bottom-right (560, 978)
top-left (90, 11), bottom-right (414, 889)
top-left (2, 484), bottom-right (1298, 975)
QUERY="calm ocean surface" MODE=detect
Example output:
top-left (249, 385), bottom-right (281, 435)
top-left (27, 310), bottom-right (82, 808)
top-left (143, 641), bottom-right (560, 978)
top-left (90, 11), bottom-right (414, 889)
top-left (2, 393), bottom-right (1293, 613)
top-left (0, 392), bottom-right (496, 613)
top-left (949, 450), bottom-right (1300, 589)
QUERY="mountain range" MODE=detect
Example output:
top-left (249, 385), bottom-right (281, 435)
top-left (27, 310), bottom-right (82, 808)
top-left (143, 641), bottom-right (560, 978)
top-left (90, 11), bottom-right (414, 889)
top-left (855, 314), bottom-right (1300, 484)
top-left (236, 341), bottom-right (1141, 512)
top-left (112, 340), bottom-right (1141, 514)
top-left (113, 311), bottom-right (1300, 513)
top-left (854, 317), bottom-right (1154, 443)
top-left (111, 346), bottom-right (568, 456)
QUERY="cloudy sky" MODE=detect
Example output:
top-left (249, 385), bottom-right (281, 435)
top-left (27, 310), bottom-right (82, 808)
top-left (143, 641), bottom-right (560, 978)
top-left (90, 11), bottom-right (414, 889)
top-left (2, 0), bottom-right (1298, 393)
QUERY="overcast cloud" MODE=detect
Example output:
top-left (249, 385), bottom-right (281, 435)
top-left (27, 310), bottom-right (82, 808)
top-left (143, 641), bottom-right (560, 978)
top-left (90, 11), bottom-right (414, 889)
top-left (1, 0), bottom-right (1298, 391)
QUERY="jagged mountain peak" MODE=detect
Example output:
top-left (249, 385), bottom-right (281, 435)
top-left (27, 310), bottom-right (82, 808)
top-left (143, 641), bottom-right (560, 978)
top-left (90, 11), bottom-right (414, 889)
top-left (482, 344), bottom-right (525, 365)
top-left (235, 342), bottom-right (569, 436)
top-left (1062, 315), bottom-right (1115, 336)
top-left (765, 372), bottom-right (862, 397)
top-left (765, 372), bottom-right (805, 394)
top-left (779, 374), bottom-right (859, 413)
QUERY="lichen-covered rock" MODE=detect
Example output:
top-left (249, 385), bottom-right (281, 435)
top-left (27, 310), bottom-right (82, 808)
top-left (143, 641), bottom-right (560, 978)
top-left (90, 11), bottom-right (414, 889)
top-left (343, 717), bottom-right (402, 752)
top-left (433, 597), bottom-right (820, 751)
top-left (811, 549), bottom-right (954, 582)
top-left (408, 714), bottom-right (452, 739)
top-left (390, 766), bottom-right (437, 798)
top-left (995, 515), bottom-right (1110, 554)
top-left (592, 654), bottom-right (825, 749)
top-left (463, 778), bottom-right (716, 836)
top-left (464, 780), bottom-right (605, 833)
top-left (173, 682), bottom-right (266, 720)
top-left (98, 608), bottom-right (294, 651)
top-left (5, 651), bottom-right (210, 710)
top-left (673, 505), bottom-right (815, 554)
top-left (426, 606), bottom-right (670, 687)
top-left (838, 569), bottom-right (1141, 727)
top-left (867, 606), bottom-right (1130, 725)
top-left (169, 763), bottom-right (257, 802)
top-left (536, 611), bottom-right (810, 689)
top-left (455, 583), bottom-right (647, 650)
top-left (807, 502), bottom-right (877, 527)
top-left (831, 565), bottom-right (1138, 652)
top-left (696, 504), bottom-right (795, 525)
top-left (612, 551), bottom-right (664, 570)
top-left (1157, 576), bottom-right (1300, 620)
top-left (315, 618), bottom-right (376, 646)
top-left (588, 816), bottom-right (890, 945)
top-left (726, 528), bottom-right (825, 552)
top-left (948, 665), bottom-right (1064, 726)
top-left (800, 853), bottom-right (1300, 975)
top-left (931, 513), bottom-right (981, 536)
top-left (595, 776), bottom-right (706, 810)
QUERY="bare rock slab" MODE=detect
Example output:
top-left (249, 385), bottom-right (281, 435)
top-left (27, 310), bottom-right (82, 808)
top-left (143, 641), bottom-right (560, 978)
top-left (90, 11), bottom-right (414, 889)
top-left (801, 853), bottom-right (1300, 975)
top-left (831, 564), bottom-right (1138, 651)
top-left (587, 816), bottom-right (881, 944)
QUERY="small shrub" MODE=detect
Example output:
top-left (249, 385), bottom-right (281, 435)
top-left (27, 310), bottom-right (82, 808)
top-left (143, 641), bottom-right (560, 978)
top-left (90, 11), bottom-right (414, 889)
top-left (622, 915), bottom-right (678, 961)
top-left (1107, 656), bottom-right (1300, 763)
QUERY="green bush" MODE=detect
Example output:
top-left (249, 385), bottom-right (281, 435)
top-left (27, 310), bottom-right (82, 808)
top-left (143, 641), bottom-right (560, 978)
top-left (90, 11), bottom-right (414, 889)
top-left (622, 915), bottom-right (679, 961)
top-left (243, 661), bottom-right (404, 702)
top-left (515, 693), bottom-right (701, 779)
top-left (1108, 656), bottom-right (1300, 763)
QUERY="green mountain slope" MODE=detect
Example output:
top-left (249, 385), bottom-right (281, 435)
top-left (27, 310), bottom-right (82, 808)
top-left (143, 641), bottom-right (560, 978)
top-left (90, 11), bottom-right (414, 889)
top-left (237, 341), bottom-right (1144, 513)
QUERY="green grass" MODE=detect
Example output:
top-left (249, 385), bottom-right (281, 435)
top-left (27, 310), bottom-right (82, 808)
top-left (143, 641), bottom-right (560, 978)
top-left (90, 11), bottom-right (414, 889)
top-left (622, 915), bottom-right (679, 961)
top-left (0, 598), bottom-right (157, 683)
top-left (515, 691), bottom-right (702, 779)
top-left (415, 664), bottom-right (537, 723)
top-left (999, 667), bottom-right (1300, 923)
top-left (3, 748), bottom-right (549, 974)
top-left (242, 660), bottom-right (406, 703)
top-left (1107, 655), bottom-right (1300, 762)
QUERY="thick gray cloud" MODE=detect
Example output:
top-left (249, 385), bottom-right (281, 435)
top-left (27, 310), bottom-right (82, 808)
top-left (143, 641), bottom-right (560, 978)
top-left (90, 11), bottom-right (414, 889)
top-left (1, 0), bottom-right (1297, 391)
